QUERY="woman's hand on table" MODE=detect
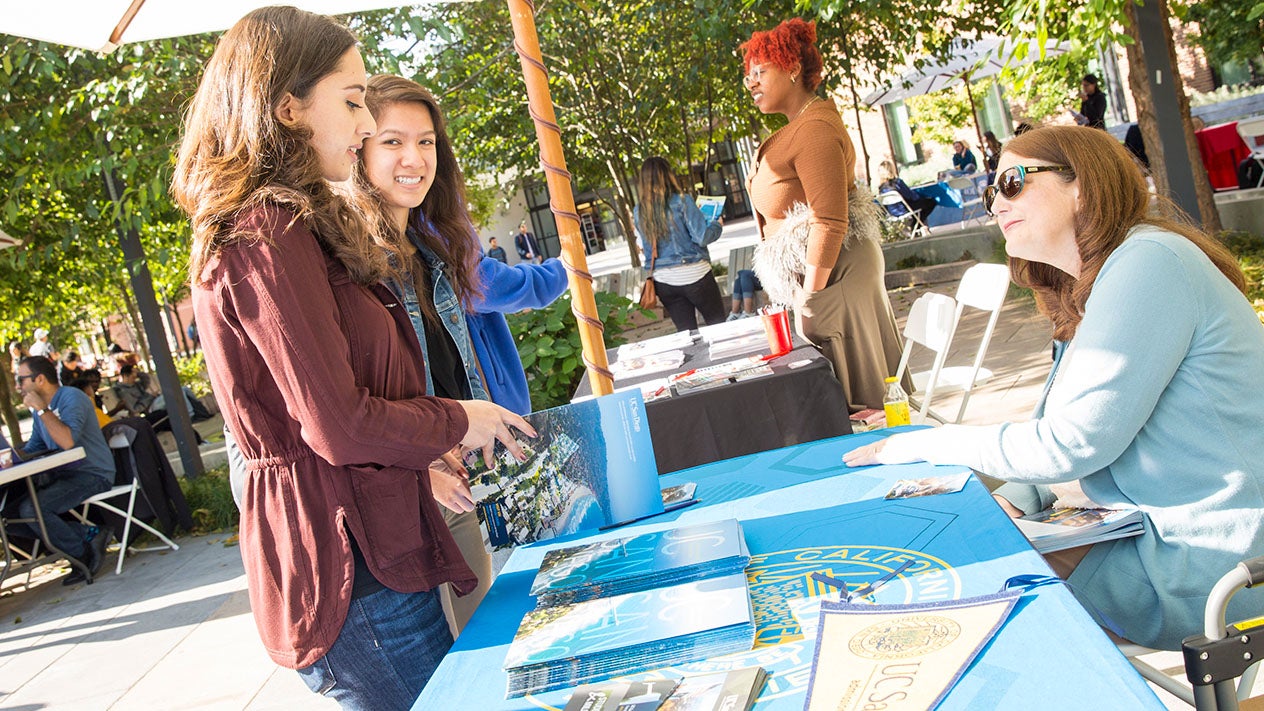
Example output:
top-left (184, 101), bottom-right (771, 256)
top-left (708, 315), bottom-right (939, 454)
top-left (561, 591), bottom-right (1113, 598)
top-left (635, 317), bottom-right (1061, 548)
top-left (457, 399), bottom-right (537, 467)
top-left (842, 434), bottom-right (924, 467)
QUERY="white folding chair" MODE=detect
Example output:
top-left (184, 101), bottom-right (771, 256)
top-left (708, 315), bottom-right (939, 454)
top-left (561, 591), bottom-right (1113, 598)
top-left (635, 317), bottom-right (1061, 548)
top-left (1237, 117), bottom-right (1264, 189)
top-left (73, 425), bottom-right (179, 575)
top-left (878, 191), bottom-right (930, 239)
top-left (892, 292), bottom-right (959, 424)
top-left (894, 264), bottom-right (1011, 424)
top-left (946, 175), bottom-right (987, 227)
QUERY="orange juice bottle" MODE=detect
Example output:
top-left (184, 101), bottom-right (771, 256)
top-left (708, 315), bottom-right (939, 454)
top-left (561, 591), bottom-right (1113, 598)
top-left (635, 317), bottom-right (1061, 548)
top-left (883, 376), bottom-right (911, 427)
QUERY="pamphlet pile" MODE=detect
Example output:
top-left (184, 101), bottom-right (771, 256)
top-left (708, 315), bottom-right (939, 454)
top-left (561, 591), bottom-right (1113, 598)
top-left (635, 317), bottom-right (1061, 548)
top-left (530, 519), bottom-right (751, 606)
top-left (611, 350), bottom-right (686, 381)
top-left (560, 666), bottom-right (767, 711)
top-left (503, 519), bottom-right (756, 697)
top-left (697, 317), bottom-right (764, 344)
top-left (706, 332), bottom-right (768, 360)
top-left (466, 390), bottom-right (663, 551)
top-left (668, 356), bottom-right (772, 394)
top-left (1013, 507), bottom-right (1144, 553)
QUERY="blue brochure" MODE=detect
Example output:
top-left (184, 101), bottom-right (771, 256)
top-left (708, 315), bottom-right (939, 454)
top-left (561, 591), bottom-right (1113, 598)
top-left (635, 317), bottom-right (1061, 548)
top-left (530, 518), bottom-right (750, 604)
top-left (467, 390), bottom-right (663, 550)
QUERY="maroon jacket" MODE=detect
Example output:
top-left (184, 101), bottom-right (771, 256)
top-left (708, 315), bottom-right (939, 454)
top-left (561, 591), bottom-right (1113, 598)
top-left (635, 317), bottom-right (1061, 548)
top-left (192, 205), bottom-right (475, 669)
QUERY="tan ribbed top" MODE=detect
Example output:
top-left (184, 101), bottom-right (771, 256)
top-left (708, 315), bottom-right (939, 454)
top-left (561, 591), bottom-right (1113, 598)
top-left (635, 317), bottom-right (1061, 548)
top-left (748, 99), bottom-right (856, 271)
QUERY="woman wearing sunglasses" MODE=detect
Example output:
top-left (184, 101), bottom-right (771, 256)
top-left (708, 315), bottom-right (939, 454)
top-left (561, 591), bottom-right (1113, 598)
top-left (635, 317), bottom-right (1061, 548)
top-left (844, 126), bottom-right (1264, 650)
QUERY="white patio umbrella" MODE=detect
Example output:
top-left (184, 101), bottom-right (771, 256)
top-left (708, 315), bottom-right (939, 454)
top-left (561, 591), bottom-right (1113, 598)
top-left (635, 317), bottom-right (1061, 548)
top-left (1, 0), bottom-right (616, 477)
top-left (0, 227), bottom-right (21, 249)
top-left (863, 37), bottom-right (1070, 150)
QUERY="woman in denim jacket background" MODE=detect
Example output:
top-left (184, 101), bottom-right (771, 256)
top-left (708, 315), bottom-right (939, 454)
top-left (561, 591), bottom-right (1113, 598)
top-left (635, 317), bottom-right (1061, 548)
top-left (354, 75), bottom-right (566, 637)
top-left (634, 157), bottom-right (726, 331)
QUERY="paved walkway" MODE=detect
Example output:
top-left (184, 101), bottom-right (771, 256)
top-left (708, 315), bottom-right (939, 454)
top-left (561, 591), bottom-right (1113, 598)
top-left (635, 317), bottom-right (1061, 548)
top-left (0, 236), bottom-right (1240, 709)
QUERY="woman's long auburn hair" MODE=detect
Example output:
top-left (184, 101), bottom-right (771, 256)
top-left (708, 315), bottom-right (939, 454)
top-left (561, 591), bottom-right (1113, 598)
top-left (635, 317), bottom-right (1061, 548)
top-left (351, 75), bottom-right (482, 323)
top-left (1004, 126), bottom-right (1245, 340)
top-left (173, 6), bottom-right (388, 286)
top-left (635, 156), bottom-right (683, 247)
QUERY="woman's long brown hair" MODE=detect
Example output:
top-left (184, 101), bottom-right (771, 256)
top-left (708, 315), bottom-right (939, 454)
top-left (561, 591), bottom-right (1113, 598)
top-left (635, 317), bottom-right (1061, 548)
top-left (635, 156), bottom-right (683, 247)
top-left (1004, 126), bottom-right (1244, 340)
top-left (173, 6), bottom-right (387, 286)
top-left (351, 75), bottom-right (482, 324)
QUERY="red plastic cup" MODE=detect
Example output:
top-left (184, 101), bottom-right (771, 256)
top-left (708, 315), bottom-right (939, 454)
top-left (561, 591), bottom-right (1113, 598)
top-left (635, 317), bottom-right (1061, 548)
top-left (761, 307), bottom-right (792, 356)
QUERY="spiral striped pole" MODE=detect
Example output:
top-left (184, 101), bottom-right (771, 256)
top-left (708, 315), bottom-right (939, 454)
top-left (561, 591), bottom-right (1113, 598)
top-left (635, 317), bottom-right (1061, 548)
top-left (507, 0), bottom-right (613, 397)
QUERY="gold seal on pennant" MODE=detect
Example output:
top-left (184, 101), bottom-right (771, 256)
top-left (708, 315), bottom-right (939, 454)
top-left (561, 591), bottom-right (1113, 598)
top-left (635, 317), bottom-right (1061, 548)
top-left (849, 615), bottom-right (961, 659)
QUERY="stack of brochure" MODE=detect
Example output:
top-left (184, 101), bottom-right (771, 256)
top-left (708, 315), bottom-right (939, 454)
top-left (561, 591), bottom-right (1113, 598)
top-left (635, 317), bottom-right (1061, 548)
top-left (561, 666), bottom-right (767, 711)
top-left (707, 332), bottom-right (769, 360)
top-left (503, 572), bottom-right (756, 697)
top-left (697, 316), bottom-right (764, 344)
top-left (529, 519), bottom-right (751, 606)
top-left (617, 331), bottom-right (694, 361)
top-left (611, 350), bottom-right (686, 380)
top-left (1013, 507), bottom-right (1145, 553)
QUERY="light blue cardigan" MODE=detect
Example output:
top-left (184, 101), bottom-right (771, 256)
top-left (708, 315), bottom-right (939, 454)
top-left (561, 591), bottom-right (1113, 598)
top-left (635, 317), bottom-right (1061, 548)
top-left (884, 226), bottom-right (1264, 649)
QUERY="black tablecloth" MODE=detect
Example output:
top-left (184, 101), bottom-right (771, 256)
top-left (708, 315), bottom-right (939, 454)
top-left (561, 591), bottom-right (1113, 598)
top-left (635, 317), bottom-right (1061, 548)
top-left (575, 335), bottom-right (852, 475)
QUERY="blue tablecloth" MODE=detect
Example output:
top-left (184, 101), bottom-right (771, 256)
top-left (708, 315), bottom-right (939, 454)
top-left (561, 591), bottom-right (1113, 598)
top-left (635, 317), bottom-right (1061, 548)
top-left (916, 177), bottom-right (990, 228)
top-left (414, 430), bottom-right (1162, 709)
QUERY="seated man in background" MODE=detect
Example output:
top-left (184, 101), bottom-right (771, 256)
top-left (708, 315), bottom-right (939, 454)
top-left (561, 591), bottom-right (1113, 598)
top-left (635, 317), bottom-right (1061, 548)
top-left (10, 356), bottom-right (114, 585)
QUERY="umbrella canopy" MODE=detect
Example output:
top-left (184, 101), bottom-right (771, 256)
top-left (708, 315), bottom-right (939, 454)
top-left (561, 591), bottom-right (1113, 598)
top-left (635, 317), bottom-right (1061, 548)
top-left (863, 37), bottom-right (1069, 151)
top-left (0, 227), bottom-right (21, 249)
top-left (863, 37), bottom-right (1070, 108)
top-left (3, 1), bottom-right (429, 52)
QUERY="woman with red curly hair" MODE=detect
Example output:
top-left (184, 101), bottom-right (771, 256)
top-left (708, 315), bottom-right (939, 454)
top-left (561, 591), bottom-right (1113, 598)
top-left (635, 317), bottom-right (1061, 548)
top-left (744, 19), bottom-right (907, 411)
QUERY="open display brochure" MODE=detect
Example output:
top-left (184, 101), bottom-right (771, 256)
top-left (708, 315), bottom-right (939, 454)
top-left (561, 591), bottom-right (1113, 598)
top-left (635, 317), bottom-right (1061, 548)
top-left (466, 390), bottom-right (663, 551)
top-left (1013, 507), bottom-right (1144, 554)
top-left (695, 194), bottom-right (726, 223)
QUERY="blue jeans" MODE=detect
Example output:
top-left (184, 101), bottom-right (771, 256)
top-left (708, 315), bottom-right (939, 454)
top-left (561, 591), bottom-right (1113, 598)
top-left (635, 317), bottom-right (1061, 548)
top-left (8, 469), bottom-right (109, 559)
top-left (731, 270), bottom-right (762, 301)
top-left (296, 587), bottom-right (453, 711)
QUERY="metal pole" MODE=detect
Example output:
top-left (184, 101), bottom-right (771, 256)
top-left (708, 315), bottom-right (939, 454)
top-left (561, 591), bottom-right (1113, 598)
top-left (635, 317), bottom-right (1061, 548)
top-left (506, 0), bottom-right (613, 398)
top-left (1131, 0), bottom-right (1203, 223)
top-left (102, 169), bottom-right (204, 478)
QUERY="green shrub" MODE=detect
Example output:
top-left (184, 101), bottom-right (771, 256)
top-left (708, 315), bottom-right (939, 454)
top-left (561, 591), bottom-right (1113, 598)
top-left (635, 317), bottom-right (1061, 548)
top-left (894, 254), bottom-right (930, 270)
top-left (507, 291), bottom-right (648, 410)
top-left (178, 466), bottom-right (239, 533)
top-left (174, 352), bottom-right (213, 398)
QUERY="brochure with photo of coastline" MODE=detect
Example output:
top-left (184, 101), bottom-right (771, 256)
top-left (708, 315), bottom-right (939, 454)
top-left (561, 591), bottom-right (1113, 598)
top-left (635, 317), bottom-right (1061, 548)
top-left (467, 390), bottom-right (663, 551)
top-left (1013, 506), bottom-right (1145, 553)
top-left (529, 518), bottom-right (750, 605)
top-left (504, 572), bottom-right (756, 697)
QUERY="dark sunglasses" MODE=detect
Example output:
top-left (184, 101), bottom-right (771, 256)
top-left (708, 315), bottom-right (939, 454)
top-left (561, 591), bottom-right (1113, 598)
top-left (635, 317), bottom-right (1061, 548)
top-left (983, 165), bottom-right (1074, 215)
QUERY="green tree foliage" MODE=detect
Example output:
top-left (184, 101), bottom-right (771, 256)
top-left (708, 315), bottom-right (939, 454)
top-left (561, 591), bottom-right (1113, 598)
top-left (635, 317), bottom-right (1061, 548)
top-left (0, 34), bottom-right (214, 345)
top-left (1177, 0), bottom-right (1264, 79)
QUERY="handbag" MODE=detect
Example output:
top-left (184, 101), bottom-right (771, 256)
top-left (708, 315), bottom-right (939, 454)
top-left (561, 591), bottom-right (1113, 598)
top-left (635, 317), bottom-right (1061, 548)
top-left (638, 237), bottom-right (659, 310)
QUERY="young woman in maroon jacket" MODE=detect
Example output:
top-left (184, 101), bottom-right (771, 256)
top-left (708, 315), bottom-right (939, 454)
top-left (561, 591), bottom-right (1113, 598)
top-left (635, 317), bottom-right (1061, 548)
top-left (170, 7), bottom-right (533, 709)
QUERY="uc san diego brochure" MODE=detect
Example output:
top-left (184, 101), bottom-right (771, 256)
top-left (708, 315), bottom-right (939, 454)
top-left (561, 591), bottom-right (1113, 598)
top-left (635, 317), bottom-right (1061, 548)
top-left (466, 390), bottom-right (663, 550)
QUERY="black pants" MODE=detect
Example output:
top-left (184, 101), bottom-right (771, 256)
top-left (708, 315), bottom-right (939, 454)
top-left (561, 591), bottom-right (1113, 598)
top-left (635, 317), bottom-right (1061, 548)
top-left (656, 272), bottom-right (726, 332)
top-left (910, 195), bottom-right (937, 224)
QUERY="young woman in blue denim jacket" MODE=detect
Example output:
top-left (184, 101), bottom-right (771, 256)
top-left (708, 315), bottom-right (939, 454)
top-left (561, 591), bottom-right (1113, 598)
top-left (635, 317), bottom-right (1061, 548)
top-left (634, 157), bottom-right (726, 331)
top-left (354, 74), bottom-right (565, 635)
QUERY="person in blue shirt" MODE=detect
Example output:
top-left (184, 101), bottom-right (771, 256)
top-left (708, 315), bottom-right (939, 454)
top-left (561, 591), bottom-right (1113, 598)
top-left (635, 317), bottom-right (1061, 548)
top-left (354, 74), bottom-right (566, 635)
top-left (11, 356), bottom-right (114, 585)
top-left (634, 156), bottom-right (725, 332)
top-left (844, 126), bottom-right (1264, 650)
top-left (950, 140), bottom-right (978, 175)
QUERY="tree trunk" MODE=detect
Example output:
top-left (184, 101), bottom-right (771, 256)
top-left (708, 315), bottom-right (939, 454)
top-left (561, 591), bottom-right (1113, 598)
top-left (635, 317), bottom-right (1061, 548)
top-left (606, 158), bottom-right (640, 269)
top-left (118, 281), bottom-right (152, 367)
top-left (1122, 1), bottom-right (1223, 232)
top-left (838, 30), bottom-right (870, 185)
top-left (0, 358), bottom-right (23, 449)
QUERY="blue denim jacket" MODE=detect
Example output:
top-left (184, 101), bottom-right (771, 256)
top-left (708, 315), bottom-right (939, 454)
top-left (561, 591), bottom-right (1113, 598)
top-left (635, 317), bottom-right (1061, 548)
top-left (635, 193), bottom-right (722, 271)
top-left (387, 228), bottom-right (490, 403)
